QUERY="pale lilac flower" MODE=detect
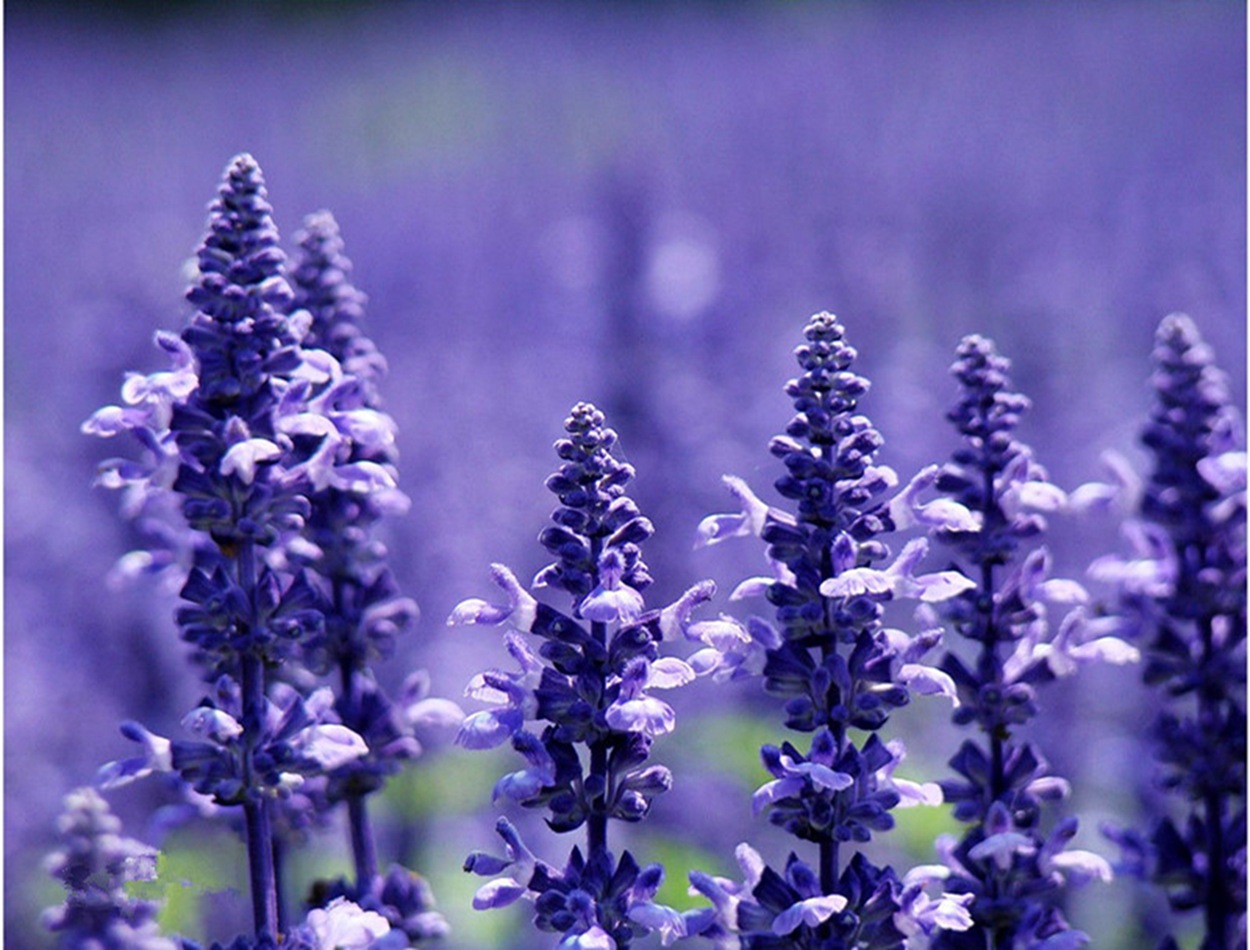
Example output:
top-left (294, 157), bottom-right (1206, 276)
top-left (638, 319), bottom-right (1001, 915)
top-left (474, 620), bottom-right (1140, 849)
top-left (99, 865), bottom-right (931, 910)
top-left (890, 464), bottom-right (982, 533)
top-left (447, 563), bottom-right (538, 631)
top-left (820, 535), bottom-right (977, 603)
top-left (605, 658), bottom-right (678, 736)
top-left (877, 740), bottom-right (944, 807)
top-left (752, 729), bottom-right (855, 816)
top-left (579, 548), bottom-right (645, 624)
top-left (772, 894), bottom-right (849, 935)
top-left (1068, 449), bottom-right (1143, 515)
top-left (302, 897), bottom-right (393, 949)
top-left (694, 474), bottom-right (774, 547)
top-left (219, 436), bottom-right (284, 485)
top-left (96, 722), bottom-right (173, 789)
top-left (1087, 519), bottom-right (1178, 598)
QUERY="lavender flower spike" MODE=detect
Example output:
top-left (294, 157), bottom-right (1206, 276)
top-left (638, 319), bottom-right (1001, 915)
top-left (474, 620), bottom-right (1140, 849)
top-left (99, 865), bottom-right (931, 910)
top-left (42, 787), bottom-right (177, 950)
top-left (916, 334), bottom-right (1124, 948)
top-left (1092, 314), bottom-right (1246, 949)
top-left (282, 209), bottom-right (455, 943)
top-left (85, 154), bottom-right (314, 940)
top-left (684, 313), bottom-right (972, 947)
top-left (455, 402), bottom-right (714, 948)
top-left (83, 156), bottom-right (399, 944)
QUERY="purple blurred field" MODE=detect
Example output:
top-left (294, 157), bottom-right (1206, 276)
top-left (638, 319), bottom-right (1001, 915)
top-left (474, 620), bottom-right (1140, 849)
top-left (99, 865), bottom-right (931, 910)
top-left (5, 1), bottom-right (1245, 946)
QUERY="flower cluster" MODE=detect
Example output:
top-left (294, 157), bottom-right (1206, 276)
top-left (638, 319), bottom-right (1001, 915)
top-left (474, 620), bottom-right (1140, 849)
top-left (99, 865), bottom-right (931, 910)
top-left (688, 313), bottom-right (976, 947)
top-left (454, 402), bottom-right (714, 948)
top-left (42, 787), bottom-right (176, 950)
top-left (910, 335), bottom-right (1126, 948)
top-left (1089, 314), bottom-right (1246, 948)
top-left (50, 146), bottom-right (1244, 950)
top-left (280, 210), bottom-right (459, 942)
top-left (78, 155), bottom-right (446, 948)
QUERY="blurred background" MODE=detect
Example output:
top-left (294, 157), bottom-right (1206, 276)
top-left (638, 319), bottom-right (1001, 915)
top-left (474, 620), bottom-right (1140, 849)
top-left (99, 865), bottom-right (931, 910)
top-left (5, 1), bottom-right (1245, 947)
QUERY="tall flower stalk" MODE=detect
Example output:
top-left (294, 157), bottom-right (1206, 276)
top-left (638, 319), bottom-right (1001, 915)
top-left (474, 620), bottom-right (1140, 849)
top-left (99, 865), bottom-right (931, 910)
top-left (84, 155), bottom-right (392, 945)
top-left (286, 210), bottom-right (457, 943)
top-left (688, 313), bottom-right (976, 948)
top-left (1089, 314), bottom-right (1246, 949)
top-left (452, 402), bottom-right (713, 948)
top-left (914, 335), bottom-right (1130, 948)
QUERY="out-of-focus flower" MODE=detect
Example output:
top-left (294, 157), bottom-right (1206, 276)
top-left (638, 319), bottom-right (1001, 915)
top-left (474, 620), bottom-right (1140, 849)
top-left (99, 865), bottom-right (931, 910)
top-left (300, 898), bottom-right (393, 949)
top-left (99, 680), bottom-right (368, 803)
top-left (282, 210), bottom-right (454, 934)
top-left (42, 787), bottom-right (177, 950)
top-left (1091, 314), bottom-right (1246, 947)
top-left (914, 335), bottom-right (1117, 947)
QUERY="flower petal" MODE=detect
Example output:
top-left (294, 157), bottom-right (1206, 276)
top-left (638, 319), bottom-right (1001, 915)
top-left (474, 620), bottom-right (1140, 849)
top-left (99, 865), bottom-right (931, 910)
top-left (456, 708), bottom-right (523, 749)
top-left (647, 657), bottom-right (696, 689)
top-left (295, 724), bottom-right (369, 771)
top-left (773, 895), bottom-right (847, 935)
top-left (219, 438), bottom-right (282, 484)
top-left (472, 878), bottom-right (528, 910)
top-left (606, 697), bottom-right (676, 736)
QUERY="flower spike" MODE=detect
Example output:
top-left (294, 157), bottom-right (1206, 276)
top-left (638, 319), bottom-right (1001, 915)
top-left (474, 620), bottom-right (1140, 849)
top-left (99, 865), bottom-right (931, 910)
top-left (682, 313), bottom-right (970, 947)
top-left (455, 402), bottom-right (713, 947)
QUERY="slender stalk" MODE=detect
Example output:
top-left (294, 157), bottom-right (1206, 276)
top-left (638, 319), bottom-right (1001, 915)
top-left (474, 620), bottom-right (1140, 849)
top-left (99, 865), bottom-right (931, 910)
top-left (1198, 616), bottom-right (1229, 950)
top-left (980, 464), bottom-right (1006, 805)
top-left (588, 606), bottom-right (610, 860)
top-left (981, 559), bottom-right (1004, 804)
top-left (819, 556), bottom-right (841, 896)
top-left (237, 540), bottom-right (278, 937)
top-left (336, 583), bottom-right (379, 889)
top-left (272, 837), bottom-right (288, 935)
top-left (819, 840), bottom-right (839, 897)
top-left (587, 741), bottom-right (609, 860)
top-left (241, 650), bottom-right (278, 937)
top-left (348, 795), bottom-right (380, 889)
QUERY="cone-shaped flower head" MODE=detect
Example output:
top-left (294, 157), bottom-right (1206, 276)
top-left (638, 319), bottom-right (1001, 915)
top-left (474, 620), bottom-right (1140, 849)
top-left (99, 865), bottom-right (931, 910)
top-left (917, 335), bottom-right (1116, 949)
top-left (1140, 313), bottom-right (1246, 616)
top-left (182, 153), bottom-right (300, 414)
top-left (535, 402), bottom-right (654, 603)
top-left (453, 404), bottom-right (711, 948)
top-left (291, 210), bottom-right (387, 401)
top-left (1095, 314), bottom-right (1246, 945)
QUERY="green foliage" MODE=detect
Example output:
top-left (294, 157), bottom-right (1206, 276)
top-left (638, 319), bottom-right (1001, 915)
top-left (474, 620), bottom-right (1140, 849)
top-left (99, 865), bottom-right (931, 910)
top-left (128, 829), bottom-right (242, 938)
top-left (639, 836), bottom-right (733, 912)
top-left (680, 711), bottom-right (776, 786)
top-left (383, 748), bottom-right (507, 820)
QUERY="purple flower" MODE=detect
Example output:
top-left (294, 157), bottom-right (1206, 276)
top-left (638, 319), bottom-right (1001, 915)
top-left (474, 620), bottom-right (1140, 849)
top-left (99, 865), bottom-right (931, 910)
top-left (455, 631), bottom-right (542, 748)
top-left (42, 787), bottom-right (177, 950)
top-left (296, 898), bottom-right (393, 949)
top-left (1090, 314), bottom-right (1246, 946)
top-left (455, 403), bottom-right (713, 947)
top-left (820, 535), bottom-right (977, 603)
top-left (751, 728), bottom-right (854, 817)
top-left (917, 334), bottom-right (1120, 946)
top-left (579, 548), bottom-right (645, 624)
top-left (685, 313), bottom-right (963, 947)
top-left (694, 475), bottom-right (774, 547)
top-left (603, 660), bottom-right (678, 737)
top-left (889, 465), bottom-right (981, 533)
top-left (896, 868), bottom-right (975, 943)
top-left (448, 563), bottom-right (538, 630)
top-left (98, 679), bottom-right (368, 804)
